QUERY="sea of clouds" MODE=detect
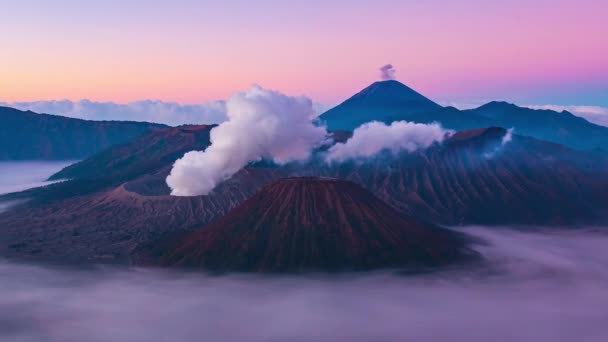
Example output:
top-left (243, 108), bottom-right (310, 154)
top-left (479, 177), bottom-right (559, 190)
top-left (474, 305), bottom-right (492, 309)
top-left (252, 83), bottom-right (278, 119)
top-left (0, 99), bottom-right (228, 126)
top-left (0, 161), bottom-right (75, 213)
top-left (0, 161), bottom-right (74, 197)
top-left (0, 99), bottom-right (333, 127)
top-left (1, 226), bottom-right (608, 342)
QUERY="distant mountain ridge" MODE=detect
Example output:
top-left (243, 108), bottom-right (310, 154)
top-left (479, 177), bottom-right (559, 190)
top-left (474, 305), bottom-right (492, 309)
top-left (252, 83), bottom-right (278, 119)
top-left (4, 80), bottom-right (606, 160)
top-left (319, 81), bottom-right (608, 150)
top-left (0, 106), bottom-right (167, 160)
top-left (466, 101), bottom-right (608, 150)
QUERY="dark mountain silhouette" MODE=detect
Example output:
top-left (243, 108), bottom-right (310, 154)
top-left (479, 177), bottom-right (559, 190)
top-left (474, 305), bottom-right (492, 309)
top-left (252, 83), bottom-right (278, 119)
top-left (0, 106), bottom-right (166, 160)
top-left (465, 101), bottom-right (608, 150)
top-left (133, 177), bottom-right (478, 272)
top-left (320, 80), bottom-right (444, 131)
top-left (1, 125), bottom-right (606, 264)
top-left (50, 125), bottom-right (214, 181)
top-left (319, 81), bottom-right (608, 150)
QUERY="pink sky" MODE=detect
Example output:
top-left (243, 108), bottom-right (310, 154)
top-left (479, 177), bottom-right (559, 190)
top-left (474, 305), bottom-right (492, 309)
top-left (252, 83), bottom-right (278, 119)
top-left (1, 0), bottom-right (606, 106)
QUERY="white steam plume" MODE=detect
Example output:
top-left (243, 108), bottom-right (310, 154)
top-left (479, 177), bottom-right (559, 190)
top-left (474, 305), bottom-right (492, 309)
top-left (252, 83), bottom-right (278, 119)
top-left (501, 128), bottom-right (513, 146)
top-left (167, 85), bottom-right (328, 196)
top-left (325, 121), bottom-right (451, 163)
top-left (379, 64), bottom-right (396, 81)
top-left (484, 128), bottom-right (514, 159)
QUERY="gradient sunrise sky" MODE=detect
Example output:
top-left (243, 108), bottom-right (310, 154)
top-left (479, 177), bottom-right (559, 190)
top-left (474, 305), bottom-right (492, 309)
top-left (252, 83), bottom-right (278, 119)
top-left (1, 0), bottom-right (607, 106)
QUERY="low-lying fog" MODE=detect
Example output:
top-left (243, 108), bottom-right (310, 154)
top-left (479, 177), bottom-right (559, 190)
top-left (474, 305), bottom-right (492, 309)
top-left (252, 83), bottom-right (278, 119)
top-left (0, 161), bottom-right (74, 196)
top-left (0, 161), bottom-right (74, 212)
top-left (2, 227), bottom-right (607, 342)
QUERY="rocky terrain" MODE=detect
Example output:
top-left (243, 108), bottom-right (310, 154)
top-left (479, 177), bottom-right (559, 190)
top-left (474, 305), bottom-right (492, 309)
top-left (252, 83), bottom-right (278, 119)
top-left (0, 125), bottom-right (606, 264)
top-left (133, 177), bottom-right (479, 272)
top-left (1, 79), bottom-right (607, 266)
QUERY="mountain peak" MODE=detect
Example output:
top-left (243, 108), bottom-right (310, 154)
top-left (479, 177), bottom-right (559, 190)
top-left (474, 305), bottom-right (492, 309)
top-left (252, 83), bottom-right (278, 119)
top-left (348, 80), bottom-right (440, 106)
top-left (319, 80), bottom-right (441, 131)
top-left (476, 101), bottom-right (518, 111)
top-left (133, 177), bottom-right (477, 272)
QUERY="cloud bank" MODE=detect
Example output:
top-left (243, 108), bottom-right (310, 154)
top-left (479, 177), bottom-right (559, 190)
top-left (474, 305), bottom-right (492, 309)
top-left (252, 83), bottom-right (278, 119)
top-left (166, 85), bottom-right (328, 196)
top-left (1, 99), bottom-right (332, 127)
top-left (0, 161), bottom-right (74, 213)
top-left (2, 227), bottom-right (608, 342)
top-left (527, 105), bottom-right (608, 127)
top-left (0, 99), bottom-right (228, 126)
top-left (326, 121), bottom-right (450, 163)
top-left (379, 64), bottom-right (396, 81)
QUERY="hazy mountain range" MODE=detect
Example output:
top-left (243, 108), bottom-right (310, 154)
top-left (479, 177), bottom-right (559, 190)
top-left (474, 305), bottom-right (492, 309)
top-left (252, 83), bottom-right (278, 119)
top-left (0, 106), bottom-right (166, 160)
top-left (2, 80), bottom-right (607, 161)
top-left (0, 80), bottom-right (607, 270)
top-left (320, 80), bottom-right (608, 151)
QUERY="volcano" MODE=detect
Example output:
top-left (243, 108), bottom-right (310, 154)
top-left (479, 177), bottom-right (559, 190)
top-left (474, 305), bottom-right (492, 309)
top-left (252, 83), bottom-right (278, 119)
top-left (1, 126), bottom-right (607, 264)
top-left (319, 80), bottom-right (442, 131)
top-left (319, 81), bottom-right (608, 151)
top-left (133, 177), bottom-right (478, 272)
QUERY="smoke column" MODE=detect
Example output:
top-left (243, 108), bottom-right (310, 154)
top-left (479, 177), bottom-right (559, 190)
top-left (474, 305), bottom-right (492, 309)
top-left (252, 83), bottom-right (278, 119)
top-left (167, 85), bottom-right (328, 196)
top-left (501, 128), bottom-right (513, 145)
top-left (326, 120), bottom-right (450, 163)
top-left (484, 128), bottom-right (514, 158)
top-left (380, 64), bottom-right (396, 81)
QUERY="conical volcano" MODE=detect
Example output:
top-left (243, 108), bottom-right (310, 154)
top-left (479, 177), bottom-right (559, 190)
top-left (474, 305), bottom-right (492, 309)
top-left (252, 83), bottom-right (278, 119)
top-left (133, 177), bottom-right (478, 272)
top-left (345, 80), bottom-right (440, 106)
top-left (320, 80), bottom-right (442, 131)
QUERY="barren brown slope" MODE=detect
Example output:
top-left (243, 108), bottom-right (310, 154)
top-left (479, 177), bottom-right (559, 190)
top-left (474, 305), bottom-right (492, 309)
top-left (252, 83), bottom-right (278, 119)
top-left (0, 167), bottom-right (288, 264)
top-left (0, 127), bottom-right (607, 264)
top-left (125, 127), bottom-right (608, 225)
top-left (133, 177), bottom-right (478, 272)
top-left (329, 127), bottom-right (608, 225)
top-left (50, 125), bottom-right (214, 181)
